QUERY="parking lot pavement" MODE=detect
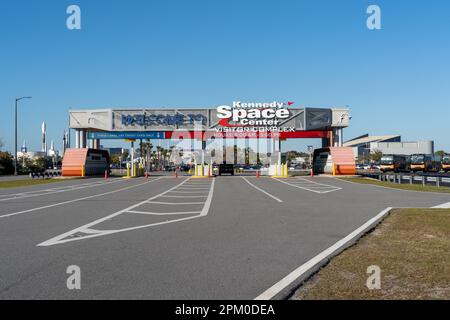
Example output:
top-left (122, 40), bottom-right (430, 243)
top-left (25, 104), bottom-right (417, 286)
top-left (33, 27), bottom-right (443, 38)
top-left (0, 178), bottom-right (125, 201)
top-left (0, 177), bottom-right (171, 218)
top-left (241, 176), bottom-right (450, 208)
top-left (38, 178), bottom-right (215, 246)
top-left (0, 175), bottom-right (449, 299)
top-left (272, 177), bottom-right (342, 194)
top-left (0, 175), bottom-right (34, 182)
top-left (0, 177), bottom-right (120, 196)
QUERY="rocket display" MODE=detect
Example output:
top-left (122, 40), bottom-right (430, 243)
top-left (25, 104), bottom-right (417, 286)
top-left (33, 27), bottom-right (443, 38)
top-left (21, 140), bottom-right (27, 153)
top-left (41, 121), bottom-right (47, 154)
top-left (63, 130), bottom-right (68, 154)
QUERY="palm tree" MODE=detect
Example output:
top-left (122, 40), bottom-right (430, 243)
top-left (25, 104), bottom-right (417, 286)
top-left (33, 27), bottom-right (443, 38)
top-left (140, 140), bottom-right (153, 171)
top-left (156, 146), bottom-right (162, 169)
top-left (162, 148), bottom-right (171, 167)
top-left (169, 146), bottom-right (175, 164)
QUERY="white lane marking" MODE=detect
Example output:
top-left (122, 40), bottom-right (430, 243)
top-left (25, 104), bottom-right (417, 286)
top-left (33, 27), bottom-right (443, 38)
top-left (288, 182), bottom-right (334, 186)
top-left (0, 179), bottom-right (124, 202)
top-left (286, 184), bottom-right (335, 189)
top-left (127, 210), bottom-right (201, 215)
top-left (242, 177), bottom-right (283, 203)
top-left (182, 185), bottom-right (211, 187)
top-left (295, 177), bottom-right (341, 188)
top-left (184, 183), bottom-right (211, 185)
top-left (433, 202), bottom-right (450, 208)
top-left (147, 201), bottom-right (204, 205)
top-left (37, 179), bottom-right (215, 246)
top-left (159, 195), bottom-right (208, 198)
top-left (170, 191), bottom-right (207, 196)
top-left (80, 228), bottom-right (101, 234)
top-left (168, 190), bottom-right (209, 194)
top-left (180, 185), bottom-right (209, 190)
top-left (255, 207), bottom-right (393, 300)
top-left (0, 178), bottom-right (165, 219)
top-left (319, 189), bottom-right (343, 194)
top-left (274, 178), bottom-right (342, 194)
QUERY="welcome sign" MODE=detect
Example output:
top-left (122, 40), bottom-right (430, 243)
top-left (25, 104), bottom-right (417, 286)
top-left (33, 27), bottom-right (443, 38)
top-left (71, 105), bottom-right (334, 132)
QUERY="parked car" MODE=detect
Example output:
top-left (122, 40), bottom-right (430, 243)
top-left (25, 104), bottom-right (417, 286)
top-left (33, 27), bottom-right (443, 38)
top-left (357, 164), bottom-right (371, 170)
top-left (219, 164), bottom-right (234, 176)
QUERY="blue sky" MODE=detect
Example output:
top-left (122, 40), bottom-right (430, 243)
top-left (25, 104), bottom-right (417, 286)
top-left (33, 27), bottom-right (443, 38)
top-left (0, 0), bottom-right (449, 153)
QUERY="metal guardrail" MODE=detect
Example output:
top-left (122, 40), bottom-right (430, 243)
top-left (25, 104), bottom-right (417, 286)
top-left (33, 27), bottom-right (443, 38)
top-left (29, 170), bottom-right (62, 179)
top-left (360, 171), bottom-right (450, 188)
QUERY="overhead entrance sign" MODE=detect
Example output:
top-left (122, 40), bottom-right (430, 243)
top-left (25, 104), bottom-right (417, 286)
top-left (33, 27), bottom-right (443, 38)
top-left (70, 103), bottom-right (343, 133)
top-left (70, 103), bottom-right (349, 150)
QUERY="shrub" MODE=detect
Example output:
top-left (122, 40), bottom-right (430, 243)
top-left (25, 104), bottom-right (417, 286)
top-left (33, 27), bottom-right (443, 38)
top-left (0, 152), bottom-right (14, 175)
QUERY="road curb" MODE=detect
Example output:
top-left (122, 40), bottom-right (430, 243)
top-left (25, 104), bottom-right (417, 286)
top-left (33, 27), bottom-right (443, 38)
top-left (255, 207), bottom-right (393, 300)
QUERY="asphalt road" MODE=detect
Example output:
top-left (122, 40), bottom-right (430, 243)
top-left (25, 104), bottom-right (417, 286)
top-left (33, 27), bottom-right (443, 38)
top-left (0, 175), bottom-right (449, 299)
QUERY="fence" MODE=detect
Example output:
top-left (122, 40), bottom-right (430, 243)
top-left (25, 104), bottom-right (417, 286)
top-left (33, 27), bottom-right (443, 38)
top-left (364, 172), bottom-right (450, 188)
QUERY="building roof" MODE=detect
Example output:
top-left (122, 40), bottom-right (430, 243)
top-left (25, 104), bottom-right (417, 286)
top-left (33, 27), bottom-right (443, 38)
top-left (343, 135), bottom-right (401, 147)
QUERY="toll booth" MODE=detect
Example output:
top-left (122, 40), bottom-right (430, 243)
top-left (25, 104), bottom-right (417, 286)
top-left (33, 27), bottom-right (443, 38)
top-left (62, 148), bottom-right (110, 177)
top-left (313, 147), bottom-right (356, 175)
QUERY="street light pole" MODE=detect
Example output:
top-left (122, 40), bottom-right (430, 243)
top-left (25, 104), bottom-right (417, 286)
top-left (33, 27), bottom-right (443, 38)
top-left (14, 99), bottom-right (17, 175)
top-left (14, 97), bottom-right (32, 176)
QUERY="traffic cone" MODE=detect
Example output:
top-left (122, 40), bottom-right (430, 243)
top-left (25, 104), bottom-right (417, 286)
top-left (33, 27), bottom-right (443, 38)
top-left (310, 168), bottom-right (314, 177)
top-left (256, 170), bottom-right (260, 179)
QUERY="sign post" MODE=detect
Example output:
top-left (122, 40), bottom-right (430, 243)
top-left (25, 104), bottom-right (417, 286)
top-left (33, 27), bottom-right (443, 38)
top-left (307, 145), bottom-right (314, 167)
top-left (124, 139), bottom-right (136, 177)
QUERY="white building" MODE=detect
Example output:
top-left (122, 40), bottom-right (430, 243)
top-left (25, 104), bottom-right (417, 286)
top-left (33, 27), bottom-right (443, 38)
top-left (343, 134), bottom-right (434, 161)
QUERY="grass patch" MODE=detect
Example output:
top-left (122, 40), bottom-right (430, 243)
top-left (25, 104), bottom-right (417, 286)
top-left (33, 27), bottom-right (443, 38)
top-left (0, 179), bottom-right (68, 189)
top-left (340, 177), bottom-right (450, 194)
top-left (296, 208), bottom-right (450, 300)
